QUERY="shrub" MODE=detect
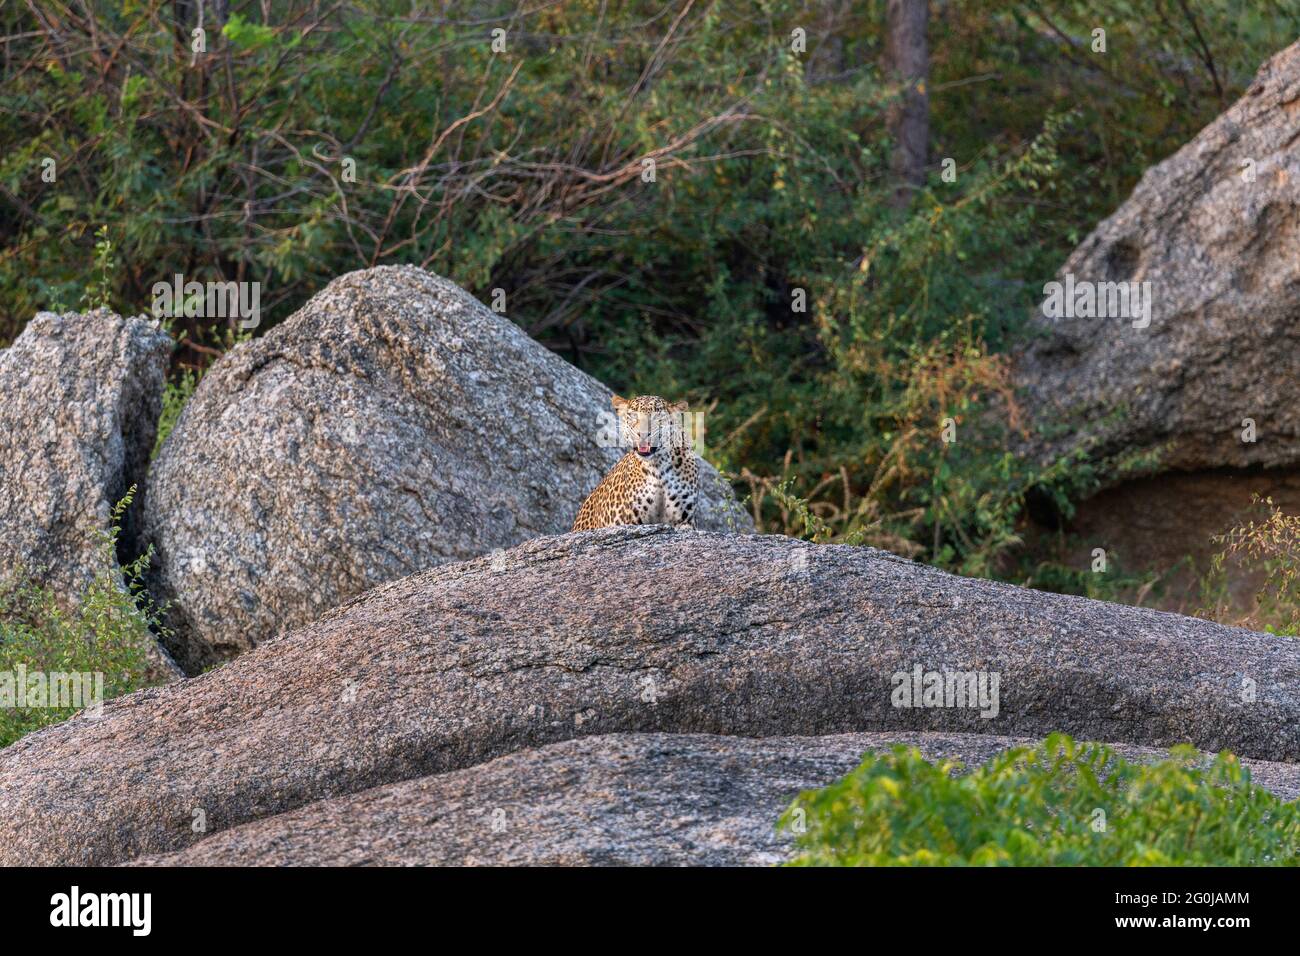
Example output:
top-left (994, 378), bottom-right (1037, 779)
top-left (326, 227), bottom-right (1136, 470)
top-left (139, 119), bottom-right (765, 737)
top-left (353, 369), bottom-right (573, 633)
top-left (779, 733), bottom-right (1300, 866)
top-left (0, 489), bottom-right (164, 748)
top-left (1199, 496), bottom-right (1300, 636)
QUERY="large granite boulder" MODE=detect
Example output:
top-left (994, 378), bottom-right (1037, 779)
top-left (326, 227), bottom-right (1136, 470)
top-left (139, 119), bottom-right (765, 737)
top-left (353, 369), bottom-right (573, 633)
top-left (1014, 40), bottom-right (1300, 477)
top-left (141, 266), bottom-right (749, 673)
top-left (128, 731), bottom-right (1300, 867)
top-left (2, 527), bottom-right (1296, 865)
top-left (0, 310), bottom-right (170, 602)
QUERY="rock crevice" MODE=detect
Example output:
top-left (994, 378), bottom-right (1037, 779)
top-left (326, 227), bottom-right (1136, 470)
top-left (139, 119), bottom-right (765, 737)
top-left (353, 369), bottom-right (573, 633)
top-left (0, 309), bottom-right (171, 606)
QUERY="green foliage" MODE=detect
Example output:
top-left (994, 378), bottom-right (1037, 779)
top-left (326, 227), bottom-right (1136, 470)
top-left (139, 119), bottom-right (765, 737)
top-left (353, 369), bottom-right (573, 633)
top-left (222, 12), bottom-right (277, 50)
top-left (0, 488), bottom-right (164, 749)
top-left (668, 111), bottom-right (1079, 574)
top-left (934, 0), bottom-right (1300, 253)
top-left (780, 733), bottom-right (1300, 866)
top-left (1, 1), bottom-right (1296, 582)
top-left (151, 368), bottom-right (199, 461)
top-left (1019, 551), bottom-right (1168, 606)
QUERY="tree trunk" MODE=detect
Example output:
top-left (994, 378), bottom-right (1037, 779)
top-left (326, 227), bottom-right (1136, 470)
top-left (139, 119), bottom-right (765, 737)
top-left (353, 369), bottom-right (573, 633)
top-left (884, 0), bottom-right (930, 207)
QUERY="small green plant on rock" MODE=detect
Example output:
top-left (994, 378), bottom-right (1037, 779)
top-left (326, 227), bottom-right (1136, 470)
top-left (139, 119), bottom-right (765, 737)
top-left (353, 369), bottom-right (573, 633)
top-left (151, 368), bottom-right (198, 460)
top-left (78, 225), bottom-right (117, 312)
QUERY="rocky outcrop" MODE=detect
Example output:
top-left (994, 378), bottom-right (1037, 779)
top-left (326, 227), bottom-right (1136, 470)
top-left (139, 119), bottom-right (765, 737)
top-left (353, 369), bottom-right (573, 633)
top-left (2, 528), bottom-right (1296, 866)
top-left (1014, 40), bottom-right (1300, 477)
top-left (127, 731), bottom-right (1300, 866)
top-left (141, 266), bottom-right (749, 673)
top-left (0, 309), bottom-right (170, 602)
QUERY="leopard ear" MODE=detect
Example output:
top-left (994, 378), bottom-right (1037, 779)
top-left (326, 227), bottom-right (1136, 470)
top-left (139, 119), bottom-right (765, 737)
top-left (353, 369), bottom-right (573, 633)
top-left (669, 400), bottom-right (689, 413)
top-left (611, 394), bottom-right (629, 411)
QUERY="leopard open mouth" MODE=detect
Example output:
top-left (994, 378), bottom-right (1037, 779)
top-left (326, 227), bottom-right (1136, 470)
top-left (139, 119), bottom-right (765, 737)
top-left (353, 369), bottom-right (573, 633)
top-left (636, 441), bottom-right (655, 456)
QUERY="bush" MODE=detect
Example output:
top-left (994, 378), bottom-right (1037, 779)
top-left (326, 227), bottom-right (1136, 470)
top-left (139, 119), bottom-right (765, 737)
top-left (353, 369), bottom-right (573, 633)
top-left (779, 733), bottom-right (1300, 866)
top-left (1199, 496), bottom-right (1300, 636)
top-left (0, 489), bottom-right (164, 749)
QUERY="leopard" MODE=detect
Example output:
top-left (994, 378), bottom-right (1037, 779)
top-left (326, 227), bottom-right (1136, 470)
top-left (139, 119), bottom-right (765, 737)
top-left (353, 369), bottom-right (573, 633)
top-left (572, 394), bottom-right (700, 532)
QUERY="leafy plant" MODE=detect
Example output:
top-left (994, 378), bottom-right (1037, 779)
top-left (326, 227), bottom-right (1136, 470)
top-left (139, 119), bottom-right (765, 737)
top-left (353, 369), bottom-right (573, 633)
top-left (0, 488), bottom-right (165, 748)
top-left (78, 224), bottom-right (116, 312)
top-left (222, 12), bottom-right (277, 50)
top-left (780, 733), bottom-right (1300, 866)
top-left (1198, 496), bottom-right (1300, 635)
top-left (151, 368), bottom-right (199, 460)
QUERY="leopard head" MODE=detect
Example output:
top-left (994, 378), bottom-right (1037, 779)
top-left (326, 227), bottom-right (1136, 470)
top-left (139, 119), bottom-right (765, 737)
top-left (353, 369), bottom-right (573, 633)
top-left (611, 394), bottom-right (690, 458)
